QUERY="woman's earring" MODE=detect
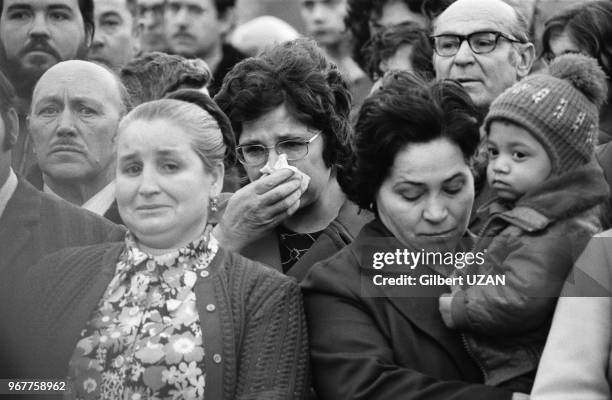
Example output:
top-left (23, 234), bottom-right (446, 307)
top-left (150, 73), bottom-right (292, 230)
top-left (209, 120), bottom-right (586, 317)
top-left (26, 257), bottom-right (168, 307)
top-left (209, 197), bottom-right (219, 213)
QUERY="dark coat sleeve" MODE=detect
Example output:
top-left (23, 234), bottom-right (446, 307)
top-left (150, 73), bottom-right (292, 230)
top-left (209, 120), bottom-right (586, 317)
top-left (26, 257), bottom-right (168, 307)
top-left (228, 255), bottom-right (310, 400)
top-left (302, 252), bottom-right (512, 400)
top-left (448, 219), bottom-right (596, 335)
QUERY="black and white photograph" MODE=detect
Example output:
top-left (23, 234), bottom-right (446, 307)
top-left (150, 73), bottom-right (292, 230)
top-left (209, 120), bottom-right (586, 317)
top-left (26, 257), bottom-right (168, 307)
top-left (0, 0), bottom-right (611, 398)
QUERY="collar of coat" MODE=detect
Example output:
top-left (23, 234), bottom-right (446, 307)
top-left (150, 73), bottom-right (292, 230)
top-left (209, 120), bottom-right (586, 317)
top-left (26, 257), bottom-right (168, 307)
top-left (477, 160), bottom-right (609, 232)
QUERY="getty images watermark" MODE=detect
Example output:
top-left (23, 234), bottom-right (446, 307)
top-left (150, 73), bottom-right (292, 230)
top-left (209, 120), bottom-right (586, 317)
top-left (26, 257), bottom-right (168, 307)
top-left (369, 249), bottom-right (506, 288)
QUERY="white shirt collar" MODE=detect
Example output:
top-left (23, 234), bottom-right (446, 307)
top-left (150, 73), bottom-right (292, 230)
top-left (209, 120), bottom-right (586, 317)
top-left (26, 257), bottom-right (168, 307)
top-left (43, 180), bottom-right (116, 217)
top-left (82, 180), bottom-right (116, 216)
top-left (0, 169), bottom-right (18, 220)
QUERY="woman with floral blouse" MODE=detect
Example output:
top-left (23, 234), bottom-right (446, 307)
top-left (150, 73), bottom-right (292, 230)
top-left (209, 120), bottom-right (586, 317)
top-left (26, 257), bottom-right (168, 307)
top-left (16, 94), bottom-right (309, 400)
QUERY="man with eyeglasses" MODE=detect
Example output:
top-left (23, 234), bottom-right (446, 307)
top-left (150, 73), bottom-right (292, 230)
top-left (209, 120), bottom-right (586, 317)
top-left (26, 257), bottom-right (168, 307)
top-left (432, 0), bottom-right (536, 232)
top-left (432, 0), bottom-right (535, 113)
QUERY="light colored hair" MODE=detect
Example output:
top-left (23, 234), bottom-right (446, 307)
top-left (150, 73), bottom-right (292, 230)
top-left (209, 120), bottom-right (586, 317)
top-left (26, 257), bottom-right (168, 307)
top-left (433, 0), bottom-right (532, 43)
top-left (500, 0), bottom-right (531, 43)
top-left (118, 99), bottom-right (226, 171)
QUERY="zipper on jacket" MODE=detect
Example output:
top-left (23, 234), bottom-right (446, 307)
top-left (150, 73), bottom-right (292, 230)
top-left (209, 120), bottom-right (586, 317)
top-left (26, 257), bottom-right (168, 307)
top-left (460, 215), bottom-right (496, 382)
top-left (469, 214), bottom-right (497, 254)
top-left (461, 332), bottom-right (487, 382)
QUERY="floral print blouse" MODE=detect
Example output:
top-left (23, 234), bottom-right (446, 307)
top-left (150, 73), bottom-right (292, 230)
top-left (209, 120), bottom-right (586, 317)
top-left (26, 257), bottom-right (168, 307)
top-left (66, 230), bottom-right (218, 400)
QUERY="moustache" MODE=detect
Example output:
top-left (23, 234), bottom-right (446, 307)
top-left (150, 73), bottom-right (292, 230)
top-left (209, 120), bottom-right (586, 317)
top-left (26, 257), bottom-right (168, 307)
top-left (172, 30), bottom-right (196, 41)
top-left (19, 39), bottom-right (62, 60)
top-left (49, 139), bottom-right (86, 153)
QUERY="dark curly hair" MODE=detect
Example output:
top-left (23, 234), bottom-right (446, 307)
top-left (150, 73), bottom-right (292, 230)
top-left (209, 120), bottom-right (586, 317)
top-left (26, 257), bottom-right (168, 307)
top-left (362, 20), bottom-right (434, 80)
top-left (541, 0), bottom-right (612, 77)
top-left (214, 38), bottom-right (352, 171)
top-left (343, 71), bottom-right (480, 213)
top-left (345, 0), bottom-right (451, 69)
top-left (212, 0), bottom-right (236, 16)
top-left (120, 52), bottom-right (212, 106)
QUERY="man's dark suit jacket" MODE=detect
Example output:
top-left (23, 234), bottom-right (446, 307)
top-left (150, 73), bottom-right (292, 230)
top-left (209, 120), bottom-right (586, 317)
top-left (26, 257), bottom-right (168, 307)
top-left (0, 177), bottom-right (126, 377)
top-left (25, 164), bottom-right (124, 225)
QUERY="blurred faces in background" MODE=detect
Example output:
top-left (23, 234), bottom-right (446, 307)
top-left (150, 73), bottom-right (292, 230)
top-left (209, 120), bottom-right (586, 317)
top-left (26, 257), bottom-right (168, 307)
top-left (165, 0), bottom-right (232, 61)
top-left (362, 21), bottom-right (433, 81)
top-left (137, 0), bottom-right (167, 52)
top-left (300, 0), bottom-right (348, 49)
top-left (89, 0), bottom-right (140, 70)
top-left (369, 0), bottom-right (427, 35)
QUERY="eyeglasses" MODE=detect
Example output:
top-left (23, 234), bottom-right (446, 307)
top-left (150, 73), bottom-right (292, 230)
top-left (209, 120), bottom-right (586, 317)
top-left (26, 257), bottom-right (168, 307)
top-left (431, 31), bottom-right (522, 57)
top-left (236, 132), bottom-right (321, 166)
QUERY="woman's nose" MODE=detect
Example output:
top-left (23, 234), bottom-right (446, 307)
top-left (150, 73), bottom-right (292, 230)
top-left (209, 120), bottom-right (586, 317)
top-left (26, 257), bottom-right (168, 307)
top-left (423, 196), bottom-right (449, 223)
top-left (138, 166), bottom-right (161, 195)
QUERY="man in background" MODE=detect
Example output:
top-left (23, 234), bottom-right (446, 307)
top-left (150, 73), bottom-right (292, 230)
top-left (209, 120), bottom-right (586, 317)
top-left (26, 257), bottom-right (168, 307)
top-left (165, 0), bottom-right (245, 96)
top-left (0, 69), bottom-right (124, 377)
top-left (88, 0), bottom-right (141, 70)
top-left (0, 0), bottom-right (94, 174)
top-left (137, 0), bottom-right (167, 52)
top-left (27, 60), bottom-right (130, 224)
top-left (300, 0), bottom-right (370, 106)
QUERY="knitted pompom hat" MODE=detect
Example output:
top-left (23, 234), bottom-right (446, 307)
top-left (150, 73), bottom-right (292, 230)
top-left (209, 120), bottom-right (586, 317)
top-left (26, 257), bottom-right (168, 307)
top-left (484, 54), bottom-right (608, 174)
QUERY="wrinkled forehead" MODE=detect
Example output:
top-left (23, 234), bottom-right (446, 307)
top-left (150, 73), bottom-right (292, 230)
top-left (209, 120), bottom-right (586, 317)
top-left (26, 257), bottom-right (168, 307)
top-left (32, 65), bottom-right (121, 106)
top-left (433, 0), bottom-right (516, 36)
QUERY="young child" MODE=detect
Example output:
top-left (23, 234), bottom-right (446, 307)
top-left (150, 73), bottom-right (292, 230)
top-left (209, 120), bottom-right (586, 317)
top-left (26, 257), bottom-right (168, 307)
top-left (438, 53), bottom-right (610, 394)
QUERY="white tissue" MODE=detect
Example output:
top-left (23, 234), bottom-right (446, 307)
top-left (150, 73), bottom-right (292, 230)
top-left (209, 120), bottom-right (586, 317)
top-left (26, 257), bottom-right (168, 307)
top-left (259, 153), bottom-right (310, 193)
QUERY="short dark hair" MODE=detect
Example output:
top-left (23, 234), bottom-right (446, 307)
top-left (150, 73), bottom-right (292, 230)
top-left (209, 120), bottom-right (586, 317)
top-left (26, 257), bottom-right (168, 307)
top-left (0, 0), bottom-right (95, 43)
top-left (345, 0), bottom-right (450, 69)
top-left (165, 89), bottom-right (236, 168)
top-left (0, 68), bottom-right (16, 150)
top-left (125, 0), bottom-right (138, 18)
top-left (213, 0), bottom-right (236, 16)
top-left (541, 0), bottom-right (612, 76)
top-left (362, 20), bottom-right (434, 80)
top-left (120, 52), bottom-right (212, 106)
top-left (214, 38), bottom-right (352, 170)
top-left (343, 71), bottom-right (480, 212)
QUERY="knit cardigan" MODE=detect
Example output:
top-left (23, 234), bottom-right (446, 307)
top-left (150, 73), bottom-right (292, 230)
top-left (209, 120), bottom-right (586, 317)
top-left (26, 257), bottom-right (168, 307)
top-left (15, 242), bottom-right (309, 400)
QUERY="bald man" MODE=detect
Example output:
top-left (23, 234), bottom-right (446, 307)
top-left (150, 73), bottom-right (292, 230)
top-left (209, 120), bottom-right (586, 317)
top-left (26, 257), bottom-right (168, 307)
top-left (432, 0), bottom-right (535, 111)
top-left (28, 60), bottom-right (129, 223)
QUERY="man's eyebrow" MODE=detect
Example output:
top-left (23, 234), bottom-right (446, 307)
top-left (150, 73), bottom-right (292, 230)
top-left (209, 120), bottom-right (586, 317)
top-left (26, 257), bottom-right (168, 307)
top-left (32, 95), bottom-right (63, 108)
top-left (5, 3), bottom-right (33, 12)
top-left (100, 10), bottom-right (122, 19)
top-left (70, 97), bottom-right (105, 108)
top-left (48, 4), bottom-right (76, 13)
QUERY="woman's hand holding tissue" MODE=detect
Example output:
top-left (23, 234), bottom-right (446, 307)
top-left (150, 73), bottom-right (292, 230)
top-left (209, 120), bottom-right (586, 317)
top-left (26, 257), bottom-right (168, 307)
top-left (212, 166), bottom-right (307, 252)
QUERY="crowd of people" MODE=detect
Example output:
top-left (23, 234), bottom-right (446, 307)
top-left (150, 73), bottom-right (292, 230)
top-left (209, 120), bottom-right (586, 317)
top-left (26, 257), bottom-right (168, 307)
top-left (0, 0), bottom-right (612, 399)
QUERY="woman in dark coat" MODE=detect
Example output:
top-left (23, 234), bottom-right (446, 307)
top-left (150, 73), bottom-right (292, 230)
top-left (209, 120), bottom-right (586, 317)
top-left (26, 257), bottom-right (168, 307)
top-left (301, 72), bottom-right (517, 400)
